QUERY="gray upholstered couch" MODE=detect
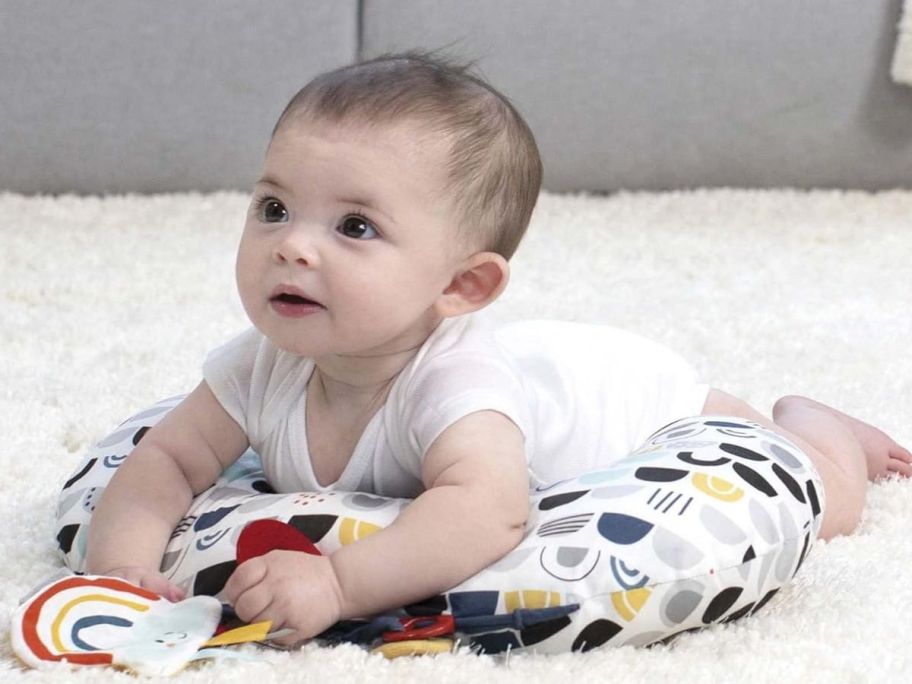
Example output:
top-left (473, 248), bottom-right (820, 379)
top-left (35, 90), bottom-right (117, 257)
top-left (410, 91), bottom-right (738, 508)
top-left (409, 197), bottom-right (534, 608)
top-left (2, 0), bottom-right (910, 194)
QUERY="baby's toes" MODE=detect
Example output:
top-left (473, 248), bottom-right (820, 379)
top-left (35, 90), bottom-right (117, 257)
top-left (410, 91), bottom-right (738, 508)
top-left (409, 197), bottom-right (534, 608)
top-left (887, 449), bottom-right (912, 478)
top-left (895, 445), bottom-right (912, 462)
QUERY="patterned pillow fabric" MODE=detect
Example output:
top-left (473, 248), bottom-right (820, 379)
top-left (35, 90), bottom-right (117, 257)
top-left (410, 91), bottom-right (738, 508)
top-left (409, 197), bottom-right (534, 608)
top-left (55, 396), bottom-right (823, 653)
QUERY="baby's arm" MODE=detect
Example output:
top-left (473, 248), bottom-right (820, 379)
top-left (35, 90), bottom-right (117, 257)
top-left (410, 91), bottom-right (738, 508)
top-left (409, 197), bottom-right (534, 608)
top-left (224, 410), bottom-right (528, 640)
top-left (334, 410), bottom-right (529, 610)
top-left (85, 381), bottom-right (249, 598)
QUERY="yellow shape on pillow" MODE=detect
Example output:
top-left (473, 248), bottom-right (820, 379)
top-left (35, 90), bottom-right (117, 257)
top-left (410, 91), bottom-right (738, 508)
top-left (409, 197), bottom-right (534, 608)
top-left (692, 473), bottom-right (744, 502)
top-left (504, 590), bottom-right (562, 612)
top-left (339, 518), bottom-right (383, 545)
top-left (611, 588), bottom-right (651, 622)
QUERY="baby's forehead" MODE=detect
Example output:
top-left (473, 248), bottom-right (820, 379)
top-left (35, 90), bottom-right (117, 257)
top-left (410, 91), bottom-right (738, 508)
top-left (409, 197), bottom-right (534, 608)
top-left (271, 117), bottom-right (461, 204)
top-left (277, 115), bottom-right (456, 182)
top-left (280, 109), bottom-right (445, 145)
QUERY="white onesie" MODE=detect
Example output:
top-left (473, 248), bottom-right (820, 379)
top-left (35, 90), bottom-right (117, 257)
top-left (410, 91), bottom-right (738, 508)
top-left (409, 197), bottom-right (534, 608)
top-left (202, 314), bottom-right (709, 498)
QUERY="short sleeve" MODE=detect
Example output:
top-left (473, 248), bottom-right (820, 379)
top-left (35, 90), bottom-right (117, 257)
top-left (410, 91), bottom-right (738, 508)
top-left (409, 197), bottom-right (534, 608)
top-left (411, 354), bottom-right (531, 455)
top-left (386, 347), bottom-right (534, 479)
top-left (201, 327), bottom-right (264, 434)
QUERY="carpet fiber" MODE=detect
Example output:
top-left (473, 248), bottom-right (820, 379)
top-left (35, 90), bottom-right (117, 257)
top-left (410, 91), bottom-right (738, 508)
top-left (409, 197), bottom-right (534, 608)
top-left (1, 189), bottom-right (910, 682)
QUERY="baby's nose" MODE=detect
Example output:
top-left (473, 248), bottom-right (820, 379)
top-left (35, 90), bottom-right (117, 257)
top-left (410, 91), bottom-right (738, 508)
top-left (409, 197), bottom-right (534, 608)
top-left (273, 231), bottom-right (319, 267)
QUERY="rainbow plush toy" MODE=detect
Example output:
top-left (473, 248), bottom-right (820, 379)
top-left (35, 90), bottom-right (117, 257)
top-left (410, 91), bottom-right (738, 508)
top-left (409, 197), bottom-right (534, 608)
top-left (11, 574), bottom-right (286, 675)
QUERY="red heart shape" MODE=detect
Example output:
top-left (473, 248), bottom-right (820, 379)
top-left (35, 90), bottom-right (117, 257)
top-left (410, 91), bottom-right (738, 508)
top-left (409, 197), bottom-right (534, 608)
top-left (236, 519), bottom-right (321, 565)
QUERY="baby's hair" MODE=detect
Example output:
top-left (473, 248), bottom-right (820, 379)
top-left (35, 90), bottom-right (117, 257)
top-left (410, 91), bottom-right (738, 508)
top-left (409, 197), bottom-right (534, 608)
top-left (272, 51), bottom-right (542, 259)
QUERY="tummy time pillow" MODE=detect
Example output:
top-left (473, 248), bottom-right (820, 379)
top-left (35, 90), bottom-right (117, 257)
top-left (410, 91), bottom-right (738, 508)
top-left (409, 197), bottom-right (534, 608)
top-left (55, 395), bottom-right (824, 654)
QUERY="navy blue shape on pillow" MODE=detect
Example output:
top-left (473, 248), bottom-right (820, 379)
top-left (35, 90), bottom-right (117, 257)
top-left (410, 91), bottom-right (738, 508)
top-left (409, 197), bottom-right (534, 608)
top-left (102, 454), bottom-right (128, 468)
top-left (195, 505), bottom-right (241, 531)
top-left (449, 591), bottom-right (500, 617)
top-left (195, 529), bottom-right (231, 551)
top-left (597, 513), bottom-right (654, 544)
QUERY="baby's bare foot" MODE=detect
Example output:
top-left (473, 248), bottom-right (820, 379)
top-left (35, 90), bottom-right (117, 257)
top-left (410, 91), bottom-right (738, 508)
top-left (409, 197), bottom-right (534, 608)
top-left (787, 397), bottom-right (912, 481)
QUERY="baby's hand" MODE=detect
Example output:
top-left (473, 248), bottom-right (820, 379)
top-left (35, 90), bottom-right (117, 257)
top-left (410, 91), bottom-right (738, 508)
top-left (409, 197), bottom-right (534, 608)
top-left (224, 550), bottom-right (345, 646)
top-left (104, 566), bottom-right (187, 603)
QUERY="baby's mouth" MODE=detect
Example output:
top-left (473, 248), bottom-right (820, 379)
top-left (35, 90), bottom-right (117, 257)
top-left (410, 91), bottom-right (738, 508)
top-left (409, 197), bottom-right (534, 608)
top-left (268, 288), bottom-right (326, 317)
top-left (268, 285), bottom-right (326, 315)
top-left (271, 293), bottom-right (321, 306)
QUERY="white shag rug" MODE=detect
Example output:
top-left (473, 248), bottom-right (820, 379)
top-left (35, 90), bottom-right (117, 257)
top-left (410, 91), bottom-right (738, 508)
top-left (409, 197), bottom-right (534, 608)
top-left (1, 189), bottom-right (910, 683)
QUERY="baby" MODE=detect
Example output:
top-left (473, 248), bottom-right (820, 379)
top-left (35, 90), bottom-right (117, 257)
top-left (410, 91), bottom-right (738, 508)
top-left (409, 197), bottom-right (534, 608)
top-left (85, 53), bottom-right (912, 645)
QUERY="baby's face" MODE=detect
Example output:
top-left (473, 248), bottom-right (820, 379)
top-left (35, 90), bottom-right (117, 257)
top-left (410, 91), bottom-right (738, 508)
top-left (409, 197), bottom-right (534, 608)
top-left (236, 119), bottom-right (467, 359)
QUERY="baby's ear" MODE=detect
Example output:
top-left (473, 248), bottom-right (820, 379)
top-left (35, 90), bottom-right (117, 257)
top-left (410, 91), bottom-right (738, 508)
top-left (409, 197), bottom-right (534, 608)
top-left (435, 252), bottom-right (510, 318)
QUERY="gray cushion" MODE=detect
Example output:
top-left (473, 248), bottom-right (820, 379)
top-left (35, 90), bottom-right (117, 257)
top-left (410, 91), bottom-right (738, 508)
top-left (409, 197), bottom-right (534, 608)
top-left (362, 0), bottom-right (912, 192)
top-left (3, 1), bottom-right (911, 193)
top-left (0, 0), bottom-right (357, 194)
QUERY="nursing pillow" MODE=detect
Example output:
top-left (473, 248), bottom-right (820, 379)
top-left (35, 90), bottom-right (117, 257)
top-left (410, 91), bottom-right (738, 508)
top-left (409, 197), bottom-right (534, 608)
top-left (55, 396), bottom-right (824, 654)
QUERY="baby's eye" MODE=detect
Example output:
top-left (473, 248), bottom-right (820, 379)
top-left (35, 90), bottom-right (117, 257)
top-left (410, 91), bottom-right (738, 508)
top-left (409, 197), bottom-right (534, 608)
top-left (255, 197), bottom-right (289, 223)
top-left (337, 215), bottom-right (379, 240)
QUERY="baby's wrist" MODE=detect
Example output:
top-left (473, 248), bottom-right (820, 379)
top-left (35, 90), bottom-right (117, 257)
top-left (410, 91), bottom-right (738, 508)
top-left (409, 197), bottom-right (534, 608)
top-left (326, 552), bottom-right (357, 621)
top-left (90, 564), bottom-right (158, 581)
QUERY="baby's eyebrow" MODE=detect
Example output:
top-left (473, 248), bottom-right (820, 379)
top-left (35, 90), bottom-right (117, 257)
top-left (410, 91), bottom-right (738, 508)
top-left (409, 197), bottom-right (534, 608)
top-left (255, 175), bottom-right (284, 190)
top-left (338, 195), bottom-right (396, 226)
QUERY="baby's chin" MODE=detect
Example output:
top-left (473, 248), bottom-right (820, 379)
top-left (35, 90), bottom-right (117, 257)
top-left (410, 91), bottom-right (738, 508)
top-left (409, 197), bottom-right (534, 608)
top-left (253, 324), bottom-right (366, 360)
top-left (249, 310), bottom-right (439, 363)
top-left (259, 329), bottom-right (330, 358)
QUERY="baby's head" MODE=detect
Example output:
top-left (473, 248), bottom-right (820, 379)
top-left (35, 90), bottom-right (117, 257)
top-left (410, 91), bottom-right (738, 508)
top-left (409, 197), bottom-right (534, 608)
top-left (270, 52), bottom-right (542, 259)
top-left (238, 53), bottom-right (542, 358)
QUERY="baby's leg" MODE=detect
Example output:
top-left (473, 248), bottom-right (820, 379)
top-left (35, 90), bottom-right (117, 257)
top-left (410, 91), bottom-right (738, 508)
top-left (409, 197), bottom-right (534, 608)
top-left (703, 389), bottom-right (868, 541)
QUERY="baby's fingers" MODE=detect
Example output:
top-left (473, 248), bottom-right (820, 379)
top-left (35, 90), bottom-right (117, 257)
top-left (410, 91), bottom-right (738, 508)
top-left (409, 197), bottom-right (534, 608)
top-left (229, 581), bottom-right (275, 625)
top-left (104, 567), bottom-right (186, 602)
top-left (224, 558), bottom-right (269, 611)
top-left (137, 573), bottom-right (186, 602)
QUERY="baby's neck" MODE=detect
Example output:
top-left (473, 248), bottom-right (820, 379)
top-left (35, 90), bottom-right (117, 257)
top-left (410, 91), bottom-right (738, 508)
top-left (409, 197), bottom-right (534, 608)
top-left (310, 338), bottom-right (429, 412)
top-left (309, 353), bottom-right (408, 413)
top-left (309, 314), bottom-right (445, 412)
